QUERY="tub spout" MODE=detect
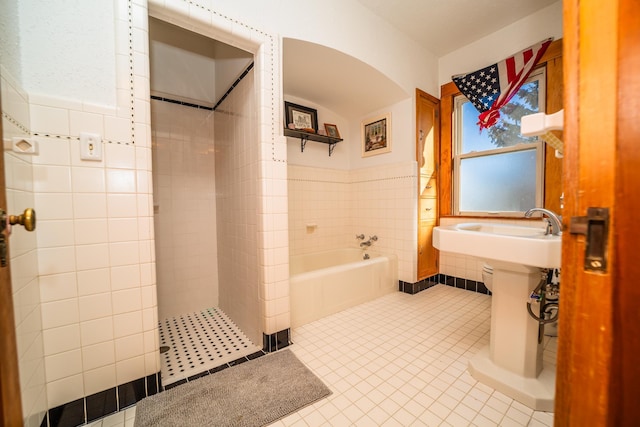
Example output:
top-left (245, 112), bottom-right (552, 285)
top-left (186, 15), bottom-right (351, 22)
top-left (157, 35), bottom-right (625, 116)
top-left (360, 241), bottom-right (372, 248)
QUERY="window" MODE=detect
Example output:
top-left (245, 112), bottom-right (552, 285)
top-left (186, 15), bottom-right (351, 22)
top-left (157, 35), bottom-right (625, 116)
top-left (453, 69), bottom-right (546, 216)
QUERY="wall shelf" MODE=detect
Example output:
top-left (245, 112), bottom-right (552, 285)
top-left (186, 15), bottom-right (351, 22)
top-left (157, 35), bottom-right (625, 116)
top-left (284, 128), bottom-right (342, 156)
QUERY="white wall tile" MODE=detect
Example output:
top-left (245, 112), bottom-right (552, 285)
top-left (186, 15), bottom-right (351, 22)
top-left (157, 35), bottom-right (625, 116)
top-left (115, 334), bottom-right (144, 361)
top-left (112, 288), bottom-right (142, 314)
top-left (108, 218), bottom-right (139, 242)
top-left (106, 169), bottom-right (136, 193)
top-left (77, 268), bottom-right (111, 296)
top-left (105, 143), bottom-right (136, 169)
top-left (73, 193), bottom-right (108, 219)
top-left (69, 110), bottom-right (105, 137)
top-left (74, 219), bottom-right (109, 245)
top-left (107, 194), bottom-right (138, 217)
top-left (33, 165), bottom-right (72, 193)
top-left (82, 341), bottom-right (115, 371)
top-left (78, 293), bottom-right (113, 321)
top-left (113, 311), bottom-right (143, 338)
top-left (35, 193), bottom-right (74, 220)
top-left (109, 242), bottom-right (140, 266)
top-left (30, 104), bottom-right (70, 135)
top-left (39, 272), bottom-right (77, 303)
top-left (41, 298), bottom-right (79, 329)
top-left (75, 243), bottom-right (110, 271)
top-left (72, 167), bottom-right (106, 193)
top-left (116, 355), bottom-right (145, 385)
top-left (80, 317), bottom-right (114, 347)
top-left (31, 138), bottom-right (71, 166)
top-left (42, 324), bottom-right (80, 356)
top-left (83, 364), bottom-right (116, 396)
top-left (44, 349), bottom-right (82, 382)
top-left (36, 220), bottom-right (75, 248)
top-left (46, 374), bottom-right (84, 408)
top-left (110, 264), bottom-right (141, 291)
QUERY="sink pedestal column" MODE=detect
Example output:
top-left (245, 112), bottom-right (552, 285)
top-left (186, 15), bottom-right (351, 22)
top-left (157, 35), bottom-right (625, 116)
top-left (468, 262), bottom-right (555, 412)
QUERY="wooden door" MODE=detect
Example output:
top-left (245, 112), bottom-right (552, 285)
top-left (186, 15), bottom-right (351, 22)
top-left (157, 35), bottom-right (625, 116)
top-left (416, 89), bottom-right (440, 279)
top-left (0, 88), bottom-right (23, 426)
top-left (555, 0), bottom-right (640, 424)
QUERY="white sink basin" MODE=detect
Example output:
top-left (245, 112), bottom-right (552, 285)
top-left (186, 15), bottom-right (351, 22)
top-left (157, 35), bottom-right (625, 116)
top-left (433, 222), bottom-right (561, 268)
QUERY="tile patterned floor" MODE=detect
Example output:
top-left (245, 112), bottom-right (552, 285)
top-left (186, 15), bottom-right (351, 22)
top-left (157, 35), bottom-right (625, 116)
top-left (159, 307), bottom-right (261, 386)
top-left (86, 285), bottom-right (556, 426)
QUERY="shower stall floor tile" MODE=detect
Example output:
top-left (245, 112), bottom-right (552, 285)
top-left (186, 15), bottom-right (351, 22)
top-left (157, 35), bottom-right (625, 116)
top-left (159, 307), bottom-right (261, 386)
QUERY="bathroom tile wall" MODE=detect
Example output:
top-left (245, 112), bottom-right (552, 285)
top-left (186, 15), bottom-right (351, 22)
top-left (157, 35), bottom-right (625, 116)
top-left (3, 0), bottom-right (285, 420)
top-left (1, 1), bottom-right (160, 420)
top-left (151, 99), bottom-right (219, 321)
top-left (287, 165), bottom-right (350, 254)
top-left (2, 68), bottom-right (47, 427)
top-left (288, 161), bottom-right (417, 282)
top-left (214, 67), bottom-right (264, 346)
top-left (147, 0), bottom-right (290, 340)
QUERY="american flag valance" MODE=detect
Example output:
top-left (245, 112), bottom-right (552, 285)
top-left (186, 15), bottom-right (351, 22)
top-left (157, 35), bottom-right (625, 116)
top-left (452, 38), bottom-right (553, 130)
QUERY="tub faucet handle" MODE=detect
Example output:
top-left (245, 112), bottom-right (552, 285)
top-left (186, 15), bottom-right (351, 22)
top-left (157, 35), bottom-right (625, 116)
top-left (370, 235), bottom-right (378, 241)
top-left (355, 234), bottom-right (365, 240)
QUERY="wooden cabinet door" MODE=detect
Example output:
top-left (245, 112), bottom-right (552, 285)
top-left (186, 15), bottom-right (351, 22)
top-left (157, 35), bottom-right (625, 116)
top-left (418, 219), bottom-right (437, 279)
top-left (416, 89), bottom-right (440, 280)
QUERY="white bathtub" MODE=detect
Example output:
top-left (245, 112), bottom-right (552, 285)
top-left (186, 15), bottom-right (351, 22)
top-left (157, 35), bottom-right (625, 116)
top-left (289, 248), bottom-right (398, 327)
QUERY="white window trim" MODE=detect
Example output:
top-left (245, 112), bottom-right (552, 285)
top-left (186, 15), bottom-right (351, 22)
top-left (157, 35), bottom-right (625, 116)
top-left (453, 68), bottom-right (546, 217)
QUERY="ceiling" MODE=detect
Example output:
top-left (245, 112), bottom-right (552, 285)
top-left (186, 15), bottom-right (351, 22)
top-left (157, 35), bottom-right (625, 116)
top-left (283, 39), bottom-right (408, 121)
top-left (284, 0), bottom-right (559, 119)
top-left (356, 0), bottom-right (559, 56)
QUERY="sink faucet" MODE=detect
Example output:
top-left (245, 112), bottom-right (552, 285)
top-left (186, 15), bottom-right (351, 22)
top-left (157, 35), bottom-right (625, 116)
top-left (524, 208), bottom-right (563, 236)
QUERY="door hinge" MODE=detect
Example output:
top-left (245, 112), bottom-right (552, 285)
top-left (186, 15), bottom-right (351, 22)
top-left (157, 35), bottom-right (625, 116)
top-left (569, 207), bottom-right (609, 272)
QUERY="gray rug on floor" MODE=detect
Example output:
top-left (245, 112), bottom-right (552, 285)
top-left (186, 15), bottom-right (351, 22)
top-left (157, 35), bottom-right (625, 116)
top-left (134, 349), bottom-right (331, 426)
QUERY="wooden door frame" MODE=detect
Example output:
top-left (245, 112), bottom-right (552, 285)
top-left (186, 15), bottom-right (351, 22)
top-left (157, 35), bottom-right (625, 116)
top-left (0, 88), bottom-right (24, 426)
top-left (555, 0), bottom-right (640, 424)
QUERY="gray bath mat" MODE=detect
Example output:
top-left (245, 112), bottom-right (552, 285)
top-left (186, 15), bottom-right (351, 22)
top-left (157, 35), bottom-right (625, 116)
top-left (134, 349), bottom-right (331, 426)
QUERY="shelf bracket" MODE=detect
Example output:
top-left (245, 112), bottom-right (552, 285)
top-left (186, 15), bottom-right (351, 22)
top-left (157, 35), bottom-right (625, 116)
top-left (300, 135), bottom-right (308, 152)
top-left (328, 142), bottom-right (336, 156)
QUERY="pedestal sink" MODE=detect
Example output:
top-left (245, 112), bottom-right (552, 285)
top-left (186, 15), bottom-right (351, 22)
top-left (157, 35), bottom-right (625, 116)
top-left (433, 222), bottom-right (561, 411)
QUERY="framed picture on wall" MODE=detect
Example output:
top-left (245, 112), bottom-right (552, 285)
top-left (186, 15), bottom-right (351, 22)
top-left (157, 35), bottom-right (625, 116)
top-left (361, 112), bottom-right (391, 157)
top-left (284, 101), bottom-right (318, 132)
top-left (324, 123), bottom-right (340, 139)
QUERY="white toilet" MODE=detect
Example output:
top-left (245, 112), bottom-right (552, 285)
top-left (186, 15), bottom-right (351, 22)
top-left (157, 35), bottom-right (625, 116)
top-left (482, 263), bottom-right (493, 292)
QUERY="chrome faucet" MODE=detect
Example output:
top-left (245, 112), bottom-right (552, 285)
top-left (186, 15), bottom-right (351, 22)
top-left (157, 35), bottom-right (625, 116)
top-left (359, 235), bottom-right (378, 248)
top-left (355, 234), bottom-right (365, 240)
top-left (524, 208), bottom-right (563, 236)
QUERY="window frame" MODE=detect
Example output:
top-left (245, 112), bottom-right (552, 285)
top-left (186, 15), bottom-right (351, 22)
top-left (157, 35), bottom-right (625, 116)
top-left (452, 68), bottom-right (547, 216)
top-left (438, 38), bottom-right (563, 219)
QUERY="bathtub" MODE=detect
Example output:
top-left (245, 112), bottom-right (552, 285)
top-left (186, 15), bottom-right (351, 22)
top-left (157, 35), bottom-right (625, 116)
top-left (289, 248), bottom-right (398, 327)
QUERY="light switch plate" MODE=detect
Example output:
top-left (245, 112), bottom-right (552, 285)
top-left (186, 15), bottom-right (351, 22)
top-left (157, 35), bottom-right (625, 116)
top-left (80, 132), bottom-right (103, 161)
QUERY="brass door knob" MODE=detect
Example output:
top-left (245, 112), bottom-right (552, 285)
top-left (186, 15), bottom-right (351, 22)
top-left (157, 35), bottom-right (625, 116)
top-left (6, 208), bottom-right (36, 231)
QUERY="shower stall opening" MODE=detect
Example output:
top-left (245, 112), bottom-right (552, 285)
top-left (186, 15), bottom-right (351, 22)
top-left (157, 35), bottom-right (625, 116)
top-left (149, 17), bottom-right (262, 388)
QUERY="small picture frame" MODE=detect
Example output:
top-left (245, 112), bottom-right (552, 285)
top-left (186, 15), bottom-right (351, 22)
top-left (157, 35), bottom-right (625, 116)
top-left (361, 112), bottom-right (391, 157)
top-left (284, 101), bottom-right (318, 132)
top-left (324, 123), bottom-right (340, 139)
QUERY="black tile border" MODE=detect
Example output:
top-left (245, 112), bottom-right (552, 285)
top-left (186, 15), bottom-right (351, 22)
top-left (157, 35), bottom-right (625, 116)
top-left (163, 349), bottom-right (267, 391)
top-left (43, 347), bottom-right (272, 427)
top-left (399, 274), bottom-right (491, 296)
top-left (43, 373), bottom-right (161, 427)
top-left (262, 328), bottom-right (292, 352)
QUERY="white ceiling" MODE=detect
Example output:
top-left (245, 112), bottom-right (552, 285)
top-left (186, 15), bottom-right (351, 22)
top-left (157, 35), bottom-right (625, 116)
top-left (283, 39), bottom-right (408, 121)
top-left (356, 0), bottom-right (559, 56)
top-left (284, 0), bottom-right (559, 119)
